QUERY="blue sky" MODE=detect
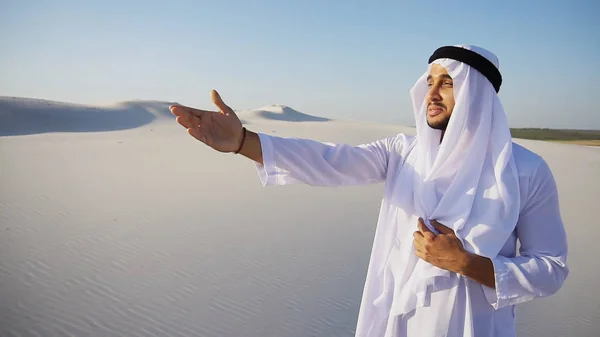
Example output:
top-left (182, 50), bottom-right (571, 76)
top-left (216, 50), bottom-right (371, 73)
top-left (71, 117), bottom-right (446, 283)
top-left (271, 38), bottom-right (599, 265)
top-left (1, 0), bottom-right (598, 129)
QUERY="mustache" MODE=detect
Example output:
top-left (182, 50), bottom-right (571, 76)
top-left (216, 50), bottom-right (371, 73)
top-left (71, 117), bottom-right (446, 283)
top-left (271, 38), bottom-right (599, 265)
top-left (428, 102), bottom-right (446, 109)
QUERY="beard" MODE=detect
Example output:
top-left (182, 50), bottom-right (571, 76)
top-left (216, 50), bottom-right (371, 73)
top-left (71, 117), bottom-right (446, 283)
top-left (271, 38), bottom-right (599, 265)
top-left (427, 114), bottom-right (450, 131)
top-left (426, 101), bottom-right (450, 131)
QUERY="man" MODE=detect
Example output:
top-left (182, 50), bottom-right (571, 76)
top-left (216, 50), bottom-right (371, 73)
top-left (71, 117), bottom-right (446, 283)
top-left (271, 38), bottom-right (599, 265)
top-left (170, 45), bottom-right (568, 337)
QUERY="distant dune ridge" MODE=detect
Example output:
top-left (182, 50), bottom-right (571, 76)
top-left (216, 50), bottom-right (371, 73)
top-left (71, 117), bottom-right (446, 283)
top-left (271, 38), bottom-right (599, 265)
top-left (235, 104), bottom-right (331, 122)
top-left (1, 96), bottom-right (598, 336)
top-left (0, 96), bottom-right (178, 136)
top-left (0, 97), bottom-right (331, 137)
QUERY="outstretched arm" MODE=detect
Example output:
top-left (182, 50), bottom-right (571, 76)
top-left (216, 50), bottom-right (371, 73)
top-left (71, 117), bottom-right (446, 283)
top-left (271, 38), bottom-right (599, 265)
top-left (236, 129), bottom-right (264, 164)
top-left (171, 90), bottom-right (405, 187)
top-left (252, 132), bottom-right (400, 187)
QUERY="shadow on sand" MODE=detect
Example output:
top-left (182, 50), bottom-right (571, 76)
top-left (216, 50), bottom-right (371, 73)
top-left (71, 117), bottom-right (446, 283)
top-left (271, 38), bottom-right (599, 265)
top-left (0, 97), bottom-right (177, 136)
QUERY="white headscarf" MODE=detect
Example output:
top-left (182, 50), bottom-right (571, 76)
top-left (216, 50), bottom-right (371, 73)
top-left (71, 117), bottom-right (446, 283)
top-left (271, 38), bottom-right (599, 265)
top-left (411, 44), bottom-right (520, 255)
top-left (356, 45), bottom-right (521, 336)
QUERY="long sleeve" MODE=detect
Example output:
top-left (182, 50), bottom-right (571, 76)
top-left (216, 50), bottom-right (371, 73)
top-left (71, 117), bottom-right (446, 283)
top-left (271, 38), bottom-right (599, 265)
top-left (255, 133), bottom-right (405, 187)
top-left (483, 159), bottom-right (569, 310)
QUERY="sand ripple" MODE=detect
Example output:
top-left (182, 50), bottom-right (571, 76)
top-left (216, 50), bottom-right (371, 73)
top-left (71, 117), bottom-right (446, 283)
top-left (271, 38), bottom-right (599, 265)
top-left (1, 106), bottom-right (598, 336)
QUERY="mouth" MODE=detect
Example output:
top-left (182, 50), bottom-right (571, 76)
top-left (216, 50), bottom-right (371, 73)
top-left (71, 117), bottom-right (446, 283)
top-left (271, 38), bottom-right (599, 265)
top-left (427, 104), bottom-right (445, 117)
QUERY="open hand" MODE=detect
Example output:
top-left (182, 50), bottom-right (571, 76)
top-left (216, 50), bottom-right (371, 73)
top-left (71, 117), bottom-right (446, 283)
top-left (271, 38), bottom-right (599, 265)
top-left (169, 90), bottom-right (244, 153)
top-left (413, 218), bottom-right (468, 274)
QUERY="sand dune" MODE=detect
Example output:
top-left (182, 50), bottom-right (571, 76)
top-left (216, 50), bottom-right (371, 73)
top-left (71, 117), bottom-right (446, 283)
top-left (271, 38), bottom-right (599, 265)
top-left (0, 97), bottom-right (179, 136)
top-left (0, 97), bottom-right (598, 337)
top-left (237, 104), bottom-right (331, 122)
top-left (0, 98), bottom-right (330, 137)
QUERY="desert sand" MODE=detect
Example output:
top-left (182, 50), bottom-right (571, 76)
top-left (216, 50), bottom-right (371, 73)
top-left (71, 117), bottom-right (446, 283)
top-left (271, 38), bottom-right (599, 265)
top-left (1, 96), bottom-right (598, 337)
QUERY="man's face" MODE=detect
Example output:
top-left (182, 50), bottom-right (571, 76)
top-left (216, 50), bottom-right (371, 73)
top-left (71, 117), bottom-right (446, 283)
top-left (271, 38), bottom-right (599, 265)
top-left (425, 64), bottom-right (455, 130)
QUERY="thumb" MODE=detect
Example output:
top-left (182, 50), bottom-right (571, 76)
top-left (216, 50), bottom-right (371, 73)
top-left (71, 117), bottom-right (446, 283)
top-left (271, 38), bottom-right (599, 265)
top-left (430, 219), bottom-right (454, 235)
top-left (211, 89), bottom-right (232, 115)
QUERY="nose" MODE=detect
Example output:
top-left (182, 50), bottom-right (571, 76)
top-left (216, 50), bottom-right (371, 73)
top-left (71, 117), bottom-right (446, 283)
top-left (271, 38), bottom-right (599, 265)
top-left (427, 85), bottom-right (442, 103)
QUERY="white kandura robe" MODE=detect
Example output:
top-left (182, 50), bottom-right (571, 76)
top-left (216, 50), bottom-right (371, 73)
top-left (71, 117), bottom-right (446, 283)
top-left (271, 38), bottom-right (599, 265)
top-left (253, 132), bottom-right (569, 337)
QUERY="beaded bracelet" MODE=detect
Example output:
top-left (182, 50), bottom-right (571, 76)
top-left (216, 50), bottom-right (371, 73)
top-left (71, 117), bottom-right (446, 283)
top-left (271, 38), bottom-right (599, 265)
top-left (234, 127), bottom-right (247, 154)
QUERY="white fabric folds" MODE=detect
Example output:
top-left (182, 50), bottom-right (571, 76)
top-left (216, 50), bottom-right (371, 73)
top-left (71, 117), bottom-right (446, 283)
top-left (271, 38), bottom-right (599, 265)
top-left (248, 44), bottom-right (564, 337)
top-left (357, 45), bottom-right (521, 335)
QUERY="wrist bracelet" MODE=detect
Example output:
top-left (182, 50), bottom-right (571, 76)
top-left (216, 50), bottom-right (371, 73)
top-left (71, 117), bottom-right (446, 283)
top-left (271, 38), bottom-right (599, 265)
top-left (234, 127), bottom-right (247, 154)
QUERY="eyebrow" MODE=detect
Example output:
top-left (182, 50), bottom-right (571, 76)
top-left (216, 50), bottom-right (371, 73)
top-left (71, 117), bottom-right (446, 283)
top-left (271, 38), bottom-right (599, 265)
top-left (427, 74), bottom-right (453, 81)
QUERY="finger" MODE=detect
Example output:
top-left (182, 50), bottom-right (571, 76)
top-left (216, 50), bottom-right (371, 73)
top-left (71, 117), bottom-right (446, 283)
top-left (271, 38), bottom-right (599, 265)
top-left (176, 115), bottom-right (190, 128)
top-left (413, 231), bottom-right (425, 248)
top-left (170, 105), bottom-right (214, 119)
top-left (176, 114), bottom-right (201, 129)
top-left (187, 126), bottom-right (211, 146)
top-left (414, 247), bottom-right (426, 260)
top-left (430, 219), bottom-right (454, 235)
top-left (418, 218), bottom-right (437, 241)
top-left (413, 235), bottom-right (424, 250)
top-left (417, 218), bottom-right (434, 234)
top-left (210, 90), bottom-right (232, 114)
